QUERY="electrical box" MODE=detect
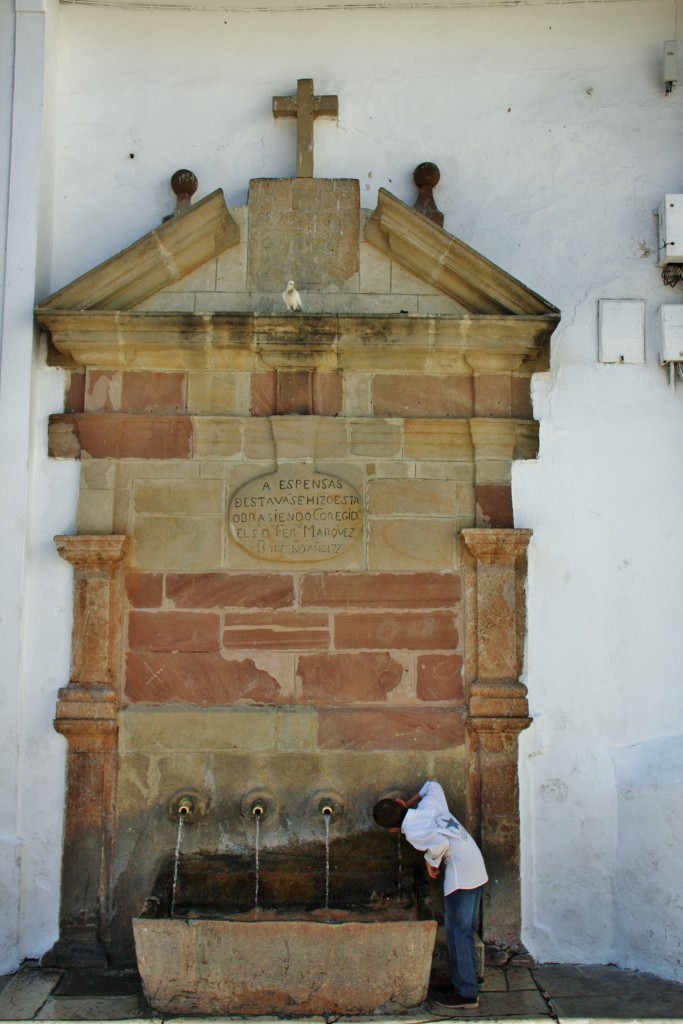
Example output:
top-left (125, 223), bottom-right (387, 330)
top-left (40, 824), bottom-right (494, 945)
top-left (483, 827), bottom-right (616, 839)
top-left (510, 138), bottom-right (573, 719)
top-left (659, 305), bottom-right (683, 363)
top-left (664, 40), bottom-right (678, 92)
top-left (598, 299), bottom-right (645, 364)
top-left (658, 195), bottom-right (683, 265)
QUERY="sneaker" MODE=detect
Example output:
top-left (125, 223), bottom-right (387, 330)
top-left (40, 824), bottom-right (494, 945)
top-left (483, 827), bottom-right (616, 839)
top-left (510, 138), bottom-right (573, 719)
top-left (430, 987), bottom-right (479, 1012)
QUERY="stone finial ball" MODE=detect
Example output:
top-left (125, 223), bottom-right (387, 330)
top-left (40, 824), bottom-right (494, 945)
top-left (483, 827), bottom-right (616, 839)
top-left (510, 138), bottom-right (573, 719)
top-left (170, 169), bottom-right (199, 197)
top-left (414, 162), bottom-right (441, 189)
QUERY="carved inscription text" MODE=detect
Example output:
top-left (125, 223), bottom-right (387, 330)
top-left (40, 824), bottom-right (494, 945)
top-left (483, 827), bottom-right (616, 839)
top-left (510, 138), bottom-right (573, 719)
top-left (229, 466), bottom-right (362, 563)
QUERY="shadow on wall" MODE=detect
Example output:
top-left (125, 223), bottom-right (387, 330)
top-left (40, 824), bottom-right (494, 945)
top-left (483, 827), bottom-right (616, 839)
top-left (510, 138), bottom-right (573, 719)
top-left (611, 735), bottom-right (683, 983)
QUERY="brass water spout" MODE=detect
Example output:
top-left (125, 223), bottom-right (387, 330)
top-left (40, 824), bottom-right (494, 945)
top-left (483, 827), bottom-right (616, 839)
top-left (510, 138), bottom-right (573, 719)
top-left (178, 797), bottom-right (193, 816)
top-left (321, 804), bottom-right (334, 817)
top-left (252, 803), bottom-right (265, 817)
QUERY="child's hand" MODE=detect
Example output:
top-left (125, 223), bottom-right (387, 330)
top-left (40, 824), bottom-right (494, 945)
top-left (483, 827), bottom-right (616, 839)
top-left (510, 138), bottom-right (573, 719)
top-left (426, 863), bottom-right (440, 879)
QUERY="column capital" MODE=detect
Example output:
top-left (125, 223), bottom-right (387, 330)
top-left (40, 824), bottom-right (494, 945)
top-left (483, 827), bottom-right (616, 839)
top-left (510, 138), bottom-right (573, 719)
top-left (55, 534), bottom-right (128, 572)
top-left (461, 527), bottom-right (532, 567)
top-left (468, 679), bottom-right (529, 719)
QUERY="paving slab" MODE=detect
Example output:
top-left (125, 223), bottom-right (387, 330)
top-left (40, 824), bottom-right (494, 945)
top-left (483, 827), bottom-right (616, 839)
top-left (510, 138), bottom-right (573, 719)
top-left (0, 970), bottom-right (61, 1021)
top-left (506, 970), bottom-right (538, 992)
top-left (535, 964), bottom-right (683, 1021)
top-left (468, 990), bottom-right (550, 1018)
top-left (53, 971), bottom-right (143, 999)
top-left (35, 995), bottom-right (148, 1020)
top-left (479, 971), bottom-right (508, 993)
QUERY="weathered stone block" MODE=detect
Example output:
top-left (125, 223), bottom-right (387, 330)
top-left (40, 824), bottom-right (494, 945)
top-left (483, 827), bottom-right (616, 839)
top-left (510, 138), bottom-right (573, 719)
top-left (334, 611), bottom-right (458, 650)
top-left (128, 610), bottom-right (221, 652)
top-left (125, 572), bottom-right (163, 608)
top-left (166, 572), bottom-right (295, 609)
top-left (297, 652), bottom-right (404, 702)
top-left (76, 488), bottom-right (115, 534)
top-left (53, 414), bottom-right (193, 460)
top-left (80, 459), bottom-right (116, 489)
top-left (125, 652), bottom-right (281, 705)
top-left (223, 611), bottom-right (330, 650)
top-left (476, 483), bottom-right (513, 529)
top-left (133, 478), bottom-right (224, 515)
top-left (300, 571), bottom-right (461, 607)
top-left (85, 370), bottom-right (122, 411)
top-left (404, 419), bottom-right (473, 461)
top-left (64, 369), bottom-right (85, 412)
top-left (318, 708), bottom-right (465, 750)
top-left (248, 179), bottom-right (360, 292)
top-left (119, 708), bottom-right (280, 753)
top-left (136, 290), bottom-right (196, 312)
top-left (373, 374), bottom-right (473, 418)
top-left (216, 237), bottom-right (247, 292)
top-left (474, 373), bottom-right (512, 417)
top-left (193, 417), bottom-right (242, 460)
top-left (251, 372), bottom-right (277, 415)
top-left (511, 376), bottom-right (533, 419)
top-left (134, 516), bottom-right (223, 571)
top-left (276, 371), bottom-right (313, 414)
top-left (121, 372), bottom-right (186, 413)
top-left (417, 654), bottom-right (465, 702)
top-left (343, 372), bottom-right (371, 416)
top-left (187, 371), bottom-right (250, 414)
top-left (369, 518), bottom-right (456, 570)
top-left (349, 419), bottom-right (401, 457)
top-left (368, 478), bottom-right (455, 516)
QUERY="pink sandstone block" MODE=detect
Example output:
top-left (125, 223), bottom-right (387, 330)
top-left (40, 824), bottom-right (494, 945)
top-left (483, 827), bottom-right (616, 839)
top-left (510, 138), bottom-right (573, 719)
top-left (125, 651), bottom-right (280, 705)
top-left (301, 572), bottom-right (462, 608)
top-left (128, 610), bottom-right (221, 652)
top-left (297, 652), bottom-right (404, 702)
top-left (166, 572), bottom-right (295, 609)
top-left (334, 611), bottom-right (459, 649)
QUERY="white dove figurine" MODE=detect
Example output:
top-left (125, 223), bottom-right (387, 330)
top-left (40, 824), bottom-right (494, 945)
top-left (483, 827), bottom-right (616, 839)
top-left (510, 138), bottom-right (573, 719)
top-left (282, 280), bottom-right (303, 312)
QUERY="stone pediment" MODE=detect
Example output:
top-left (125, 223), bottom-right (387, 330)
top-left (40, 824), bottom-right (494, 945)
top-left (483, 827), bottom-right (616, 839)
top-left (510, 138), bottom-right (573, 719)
top-left (36, 177), bottom-right (558, 374)
top-left (38, 190), bottom-right (240, 313)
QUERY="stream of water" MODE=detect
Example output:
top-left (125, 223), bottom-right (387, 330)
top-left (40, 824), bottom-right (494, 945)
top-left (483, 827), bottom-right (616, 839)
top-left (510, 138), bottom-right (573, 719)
top-left (324, 810), bottom-right (331, 910)
top-left (254, 812), bottom-right (261, 912)
top-left (170, 811), bottom-right (185, 919)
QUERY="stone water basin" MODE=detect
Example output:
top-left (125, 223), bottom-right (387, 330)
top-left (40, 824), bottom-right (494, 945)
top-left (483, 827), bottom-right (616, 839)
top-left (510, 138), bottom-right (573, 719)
top-left (133, 905), bottom-right (437, 1015)
top-left (133, 841), bottom-right (436, 1015)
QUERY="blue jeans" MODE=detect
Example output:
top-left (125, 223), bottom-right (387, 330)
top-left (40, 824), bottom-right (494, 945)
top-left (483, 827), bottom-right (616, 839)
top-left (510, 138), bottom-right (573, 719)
top-left (443, 885), bottom-right (483, 998)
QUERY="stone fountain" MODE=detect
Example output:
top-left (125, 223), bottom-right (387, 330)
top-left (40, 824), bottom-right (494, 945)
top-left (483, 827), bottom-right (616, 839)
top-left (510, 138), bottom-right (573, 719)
top-left (133, 790), bottom-right (436, 1015)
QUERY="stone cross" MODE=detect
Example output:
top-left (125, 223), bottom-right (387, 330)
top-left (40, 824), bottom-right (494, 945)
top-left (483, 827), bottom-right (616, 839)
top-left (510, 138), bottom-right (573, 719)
top-left (272, 79), bottom-right (339, 178)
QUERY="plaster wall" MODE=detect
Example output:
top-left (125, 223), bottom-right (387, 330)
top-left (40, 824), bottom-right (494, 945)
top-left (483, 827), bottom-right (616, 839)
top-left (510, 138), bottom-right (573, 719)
top-left (2, 0), bottom-right (683, 981)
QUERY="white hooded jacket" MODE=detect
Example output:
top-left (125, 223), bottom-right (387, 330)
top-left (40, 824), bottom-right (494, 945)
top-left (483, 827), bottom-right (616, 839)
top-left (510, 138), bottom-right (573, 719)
top-left (401, 780), bottom-right (488, 896)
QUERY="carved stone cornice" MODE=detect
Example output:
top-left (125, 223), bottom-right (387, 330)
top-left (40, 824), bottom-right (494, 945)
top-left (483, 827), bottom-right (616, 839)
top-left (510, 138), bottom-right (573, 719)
top-left (461, 527), bottom-right (532, 567)
top-left (55, 534), bottom-right (129, 572)
top-left (36, 310), bottom-right (556, 373)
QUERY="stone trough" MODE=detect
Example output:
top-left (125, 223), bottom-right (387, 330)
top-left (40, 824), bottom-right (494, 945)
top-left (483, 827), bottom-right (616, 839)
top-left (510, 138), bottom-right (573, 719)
top-left (133, 910), bottom-right (437, 1015)
top-left (132, 847), bottom-right (437, 1015)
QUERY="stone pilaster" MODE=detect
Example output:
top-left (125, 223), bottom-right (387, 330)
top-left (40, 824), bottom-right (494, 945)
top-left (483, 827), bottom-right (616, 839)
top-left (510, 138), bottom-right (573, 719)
top-left (461, 528), bottom-right (531, 950)
top-left (43, 535), bottom-right (128, 967)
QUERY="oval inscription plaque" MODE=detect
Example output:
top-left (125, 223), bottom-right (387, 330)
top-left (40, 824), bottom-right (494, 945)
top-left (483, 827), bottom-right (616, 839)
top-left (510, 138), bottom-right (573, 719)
top-left (229, 466), bottom-right (362, 563)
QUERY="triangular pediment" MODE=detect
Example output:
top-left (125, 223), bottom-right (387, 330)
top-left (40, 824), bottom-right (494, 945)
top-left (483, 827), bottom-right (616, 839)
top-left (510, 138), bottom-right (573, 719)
top-left (36, 190), bottom-right (240, 313)
top-left (36, 177), bottom-right (559, 373)
top-left (37, 178), bottom-right (558, 320)
top-left (365, 189), bottom-right (558, 317)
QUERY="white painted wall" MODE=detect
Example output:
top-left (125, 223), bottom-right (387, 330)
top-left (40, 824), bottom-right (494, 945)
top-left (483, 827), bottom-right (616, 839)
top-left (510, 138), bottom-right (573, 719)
top-left (2, 0), bottom-right (682, 981)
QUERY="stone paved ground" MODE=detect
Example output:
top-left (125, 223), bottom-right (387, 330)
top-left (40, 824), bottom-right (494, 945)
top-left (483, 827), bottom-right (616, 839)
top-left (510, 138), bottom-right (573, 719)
top-left (0, 962), bottom-right (682, 1021)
